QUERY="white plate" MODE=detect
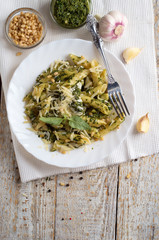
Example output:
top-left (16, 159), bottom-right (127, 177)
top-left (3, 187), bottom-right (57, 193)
top-left (7, 39), bottom-right (135, 168)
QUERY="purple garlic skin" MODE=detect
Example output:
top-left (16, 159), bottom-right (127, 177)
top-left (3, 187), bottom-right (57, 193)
top-left (99, 11), bottom-right (128, 42)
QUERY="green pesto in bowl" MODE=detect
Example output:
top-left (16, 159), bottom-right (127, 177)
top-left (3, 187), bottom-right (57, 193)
top-left (50, 0), bottom-right (91, 29)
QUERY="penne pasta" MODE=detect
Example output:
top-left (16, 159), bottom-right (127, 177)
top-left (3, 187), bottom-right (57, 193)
top-left (23, 55), bottom-right (125, 153)
top-left (81, 95), bottom-right (110, 115)
top-left (63, 69), bottom-right (89, 86)
top-left (88, 84), bottom-right (107, 97)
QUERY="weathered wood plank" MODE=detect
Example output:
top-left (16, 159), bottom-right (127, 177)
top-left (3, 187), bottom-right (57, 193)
top-left (55, 167), bottom-right (118, 240)
top-left (117, 156), bottom-right (159, 240)
top-left (0, 87), bottom-right (119, 239)
top-left (0, 76), bottom-right (1, 104)
top-left (1, 0), bottom-right (159, 239)
top-left (0, 91), bottom-right (57, 240)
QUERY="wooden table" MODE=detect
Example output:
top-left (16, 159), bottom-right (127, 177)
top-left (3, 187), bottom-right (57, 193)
top-left (0, 1), bottom-right (159, 239)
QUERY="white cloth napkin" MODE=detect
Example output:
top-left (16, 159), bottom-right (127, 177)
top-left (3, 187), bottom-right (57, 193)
top-left (0, 0), bottom-right (159, 182)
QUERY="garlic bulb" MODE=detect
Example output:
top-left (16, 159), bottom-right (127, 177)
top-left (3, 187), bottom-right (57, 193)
top-left (99, 11), bottom-right (128, 42)
top-left (123, 47), bottom-right (142, 64)
top-left (136, 113), bottom-right (150, 133)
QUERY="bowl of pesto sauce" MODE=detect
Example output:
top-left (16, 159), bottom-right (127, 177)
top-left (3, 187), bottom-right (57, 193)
top-left (50, 0), bottom-right (91, 29)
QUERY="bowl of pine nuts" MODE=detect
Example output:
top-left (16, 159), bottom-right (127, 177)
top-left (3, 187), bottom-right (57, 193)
top-left (5, 8), bottom-right (47, 49)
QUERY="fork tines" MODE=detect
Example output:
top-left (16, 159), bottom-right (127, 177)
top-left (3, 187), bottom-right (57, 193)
top-left (85, 14), bottom-right (130, 118)
top-left (109, 91), bottom-right (130, 118)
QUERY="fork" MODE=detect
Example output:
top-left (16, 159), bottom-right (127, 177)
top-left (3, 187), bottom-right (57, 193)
top-left (86, 14), bottom-right (130, 118)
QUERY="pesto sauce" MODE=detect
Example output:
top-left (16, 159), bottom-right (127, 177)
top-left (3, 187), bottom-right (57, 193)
top-left (52, 0), bottom-right (90, 28)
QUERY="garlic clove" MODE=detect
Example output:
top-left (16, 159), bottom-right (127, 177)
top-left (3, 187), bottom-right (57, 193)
top-left (114, 25), bottom-right (124, 36)
top-left (123, 47), bottom-right (142, 63)
top-left (136, 113), bottom-right (150, 133)
top-left (99, 10), bottom-right (128, 42)
top-left (110, 11), bottom-right (126, 24)
top-left (94, 14), bottom-right (101, 22)
top-left (100, 14), bottom-right (116, 29)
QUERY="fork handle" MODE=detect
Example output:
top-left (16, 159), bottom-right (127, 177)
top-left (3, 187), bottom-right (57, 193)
top-left (86, 14), bottom-right (115, 83)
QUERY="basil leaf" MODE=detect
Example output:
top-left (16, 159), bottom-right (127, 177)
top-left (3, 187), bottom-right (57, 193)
top-left (40, 117), bottom-right (63, 126)
top-left (69, 115), bottom-right (91, 130)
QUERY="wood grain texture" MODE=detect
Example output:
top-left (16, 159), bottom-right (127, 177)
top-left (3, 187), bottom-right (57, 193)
top-left (117, 156), bottom-right (159, 240)
top-left (55, 167), bottom-right (118, 240)
top-left (0, 87), bottom-right (118, 240)
top-left (0, 92), bottom-right (57, 240)
top-left (0, 77), bottom-right (1, 103)
top-left (0, 0), bottom-right (159, 239)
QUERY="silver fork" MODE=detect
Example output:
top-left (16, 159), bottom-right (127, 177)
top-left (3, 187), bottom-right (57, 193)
top-left (86, 14), bottom-right (130, 118)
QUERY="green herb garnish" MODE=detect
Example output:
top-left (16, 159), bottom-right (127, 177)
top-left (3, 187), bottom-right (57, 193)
top-left (69, 115), bottom-right (91, 130)
top-left (40, 117), bottom-right (63, 126)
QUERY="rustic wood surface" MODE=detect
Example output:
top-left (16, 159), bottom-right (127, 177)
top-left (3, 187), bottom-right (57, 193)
top-left (0, 1), bottom-right (159, 239)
